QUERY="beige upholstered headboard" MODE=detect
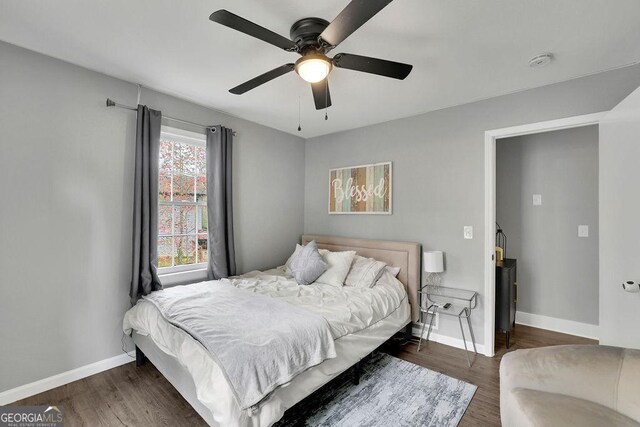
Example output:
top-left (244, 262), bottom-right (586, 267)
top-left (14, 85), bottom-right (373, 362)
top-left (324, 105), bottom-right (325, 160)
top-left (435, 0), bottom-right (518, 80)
top-left (302, 235), bottom-right (421, 322)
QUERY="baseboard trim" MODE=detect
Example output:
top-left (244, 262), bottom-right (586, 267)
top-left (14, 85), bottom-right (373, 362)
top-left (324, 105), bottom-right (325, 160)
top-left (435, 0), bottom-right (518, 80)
top-left (412, 326), bottom-right (486, 355)
top-left (515, 311), bottom-right (599, 340)
top-left (0, 351), bottom-right (135, 405)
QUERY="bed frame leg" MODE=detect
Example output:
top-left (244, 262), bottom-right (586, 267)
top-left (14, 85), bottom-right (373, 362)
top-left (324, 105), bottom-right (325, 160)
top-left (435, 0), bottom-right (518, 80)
top-left (353, 361), bottom-right (361, 385)
top-left (404, 323), bottom-right (413, 340)
top-left (135, 345), bottom-right (147, 367)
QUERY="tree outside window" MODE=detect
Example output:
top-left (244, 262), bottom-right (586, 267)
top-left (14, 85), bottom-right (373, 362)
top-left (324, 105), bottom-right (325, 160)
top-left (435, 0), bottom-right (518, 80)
top-left (158, 133), bottom-right (207, 271)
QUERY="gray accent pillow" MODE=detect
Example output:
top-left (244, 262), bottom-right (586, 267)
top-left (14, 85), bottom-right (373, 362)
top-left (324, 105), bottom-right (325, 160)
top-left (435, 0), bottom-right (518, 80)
top-left (289, 241), bottom-right (328, 286)
top-left (344, 255), bottom-right (387, 288)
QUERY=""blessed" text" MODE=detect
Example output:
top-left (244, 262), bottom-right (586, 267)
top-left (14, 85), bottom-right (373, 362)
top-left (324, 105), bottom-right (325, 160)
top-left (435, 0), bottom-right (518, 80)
top-left (332, 177), bottom-right (387, 203)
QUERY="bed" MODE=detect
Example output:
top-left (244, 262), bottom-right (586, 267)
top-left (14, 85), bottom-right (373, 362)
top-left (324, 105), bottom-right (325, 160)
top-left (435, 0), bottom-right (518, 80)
top-left (124, 235), bottom-right (421, 427)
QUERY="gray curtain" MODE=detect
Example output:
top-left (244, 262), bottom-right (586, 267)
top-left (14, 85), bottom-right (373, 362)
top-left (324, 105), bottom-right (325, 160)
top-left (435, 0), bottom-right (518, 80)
top-left (129, 105), bottom-right (163, 305)
top-left (206, 125), bottom-right (236, 279)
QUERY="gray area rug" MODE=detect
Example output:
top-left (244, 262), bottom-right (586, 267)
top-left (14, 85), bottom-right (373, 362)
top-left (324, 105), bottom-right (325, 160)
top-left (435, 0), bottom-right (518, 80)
top-left (275, 353), bottom-right (477, 427)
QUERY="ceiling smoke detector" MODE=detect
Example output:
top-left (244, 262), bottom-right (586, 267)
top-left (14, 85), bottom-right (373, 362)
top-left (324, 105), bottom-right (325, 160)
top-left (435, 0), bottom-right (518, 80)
top-left (529, 53), bottom-right (553, 68)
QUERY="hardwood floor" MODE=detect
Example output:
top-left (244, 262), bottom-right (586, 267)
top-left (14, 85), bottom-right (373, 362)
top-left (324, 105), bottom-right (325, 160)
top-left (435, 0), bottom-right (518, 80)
top-left (12, 325), bottom-right (596, 426)
top-left (13, 358), bottom-right (207, 427)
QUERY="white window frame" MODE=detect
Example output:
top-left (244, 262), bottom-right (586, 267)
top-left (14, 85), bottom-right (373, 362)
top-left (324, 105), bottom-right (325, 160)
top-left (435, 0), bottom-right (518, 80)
top-left (157, 126), bottom-right (209, 285)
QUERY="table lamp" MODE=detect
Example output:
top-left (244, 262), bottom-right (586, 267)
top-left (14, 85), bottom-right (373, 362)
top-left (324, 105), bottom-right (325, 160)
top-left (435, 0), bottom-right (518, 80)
top-left (424, 251), bottom-right (444, 287)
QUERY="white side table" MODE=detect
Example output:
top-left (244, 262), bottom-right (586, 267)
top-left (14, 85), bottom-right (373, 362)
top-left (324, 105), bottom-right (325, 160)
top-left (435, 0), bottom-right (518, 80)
top-left (417, 285), bottom-right (478, 367)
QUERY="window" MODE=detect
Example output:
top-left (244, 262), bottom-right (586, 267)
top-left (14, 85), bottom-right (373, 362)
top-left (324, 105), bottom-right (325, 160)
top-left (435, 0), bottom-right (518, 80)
top-left (158, 127), bottom-right (208, 274)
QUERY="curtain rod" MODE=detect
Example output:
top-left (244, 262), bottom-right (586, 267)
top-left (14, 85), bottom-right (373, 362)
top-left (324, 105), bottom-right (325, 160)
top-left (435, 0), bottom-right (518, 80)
top-left (105, 98), bottom-right (236, 136)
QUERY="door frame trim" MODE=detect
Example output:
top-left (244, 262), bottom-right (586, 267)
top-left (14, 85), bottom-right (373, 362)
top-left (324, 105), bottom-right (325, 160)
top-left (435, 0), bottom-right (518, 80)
top-left (483, 112), bottom-right (606, 357)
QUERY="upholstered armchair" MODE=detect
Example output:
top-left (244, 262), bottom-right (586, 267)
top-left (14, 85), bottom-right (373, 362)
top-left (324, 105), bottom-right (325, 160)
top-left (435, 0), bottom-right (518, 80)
top-left (500, 345), bottom-right (640, 426)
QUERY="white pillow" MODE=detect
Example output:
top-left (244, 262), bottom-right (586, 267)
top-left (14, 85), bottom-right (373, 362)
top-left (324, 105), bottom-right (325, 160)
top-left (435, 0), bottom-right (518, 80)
top-left (344, 255), bottom-right (387, 288)
top-left (315, 249), bottom-right (357, 287)
top-left (386, 265), bottom-right (401, 278)
top-left (375, 267), bottom-right (405, 290)
top-left (285, 244), bottom-right (303, 275)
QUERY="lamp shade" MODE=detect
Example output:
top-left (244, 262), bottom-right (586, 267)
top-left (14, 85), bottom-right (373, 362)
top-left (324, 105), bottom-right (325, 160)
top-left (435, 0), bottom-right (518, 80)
top-left (424, 251), bottom-right (444, 273)
top-left (295, 54), bottom-right (332, 83)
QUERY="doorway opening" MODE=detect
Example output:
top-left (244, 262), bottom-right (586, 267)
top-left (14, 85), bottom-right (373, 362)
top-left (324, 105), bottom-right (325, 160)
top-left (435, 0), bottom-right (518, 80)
top-left (495, 124), bottom-right (600, 350)
top-left (483, 112), bottom-right (606, 357)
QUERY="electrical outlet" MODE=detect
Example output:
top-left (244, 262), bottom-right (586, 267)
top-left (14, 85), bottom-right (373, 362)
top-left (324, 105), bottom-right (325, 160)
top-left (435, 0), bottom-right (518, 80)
top-left (533, 194), bottom-right (542, 206)
top-left (578, 225), bottom-right (589, 237)
top-left (464, 226), bottom-right (473, 239)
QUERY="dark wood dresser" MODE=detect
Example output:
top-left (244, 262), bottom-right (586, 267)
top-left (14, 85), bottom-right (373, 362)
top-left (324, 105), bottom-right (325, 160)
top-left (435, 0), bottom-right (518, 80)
top-left (495, 258), bottom-right (517, 348)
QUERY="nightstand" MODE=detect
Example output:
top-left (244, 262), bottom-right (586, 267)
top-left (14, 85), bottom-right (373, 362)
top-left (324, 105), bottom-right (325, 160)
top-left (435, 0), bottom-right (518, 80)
top-left (417, 285), bottom-right (478, 367)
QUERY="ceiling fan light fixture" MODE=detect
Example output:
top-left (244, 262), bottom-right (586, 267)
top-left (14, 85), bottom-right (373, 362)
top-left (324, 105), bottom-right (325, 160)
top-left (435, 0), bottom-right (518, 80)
top-left (210, 1), bottom-right (414, 109)
top-left (295, 54), bottom-right (332, 83)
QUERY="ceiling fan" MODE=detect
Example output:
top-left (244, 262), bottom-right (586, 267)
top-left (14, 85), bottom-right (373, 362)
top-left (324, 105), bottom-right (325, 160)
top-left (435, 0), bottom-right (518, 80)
top-left (209, 0), bottom-right (413, 110)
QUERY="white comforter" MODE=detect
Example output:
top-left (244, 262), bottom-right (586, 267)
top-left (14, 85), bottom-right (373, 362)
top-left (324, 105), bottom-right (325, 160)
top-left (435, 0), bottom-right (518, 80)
top-left (139, 280), bottom-right (336, 410)
top-left (227, 269), bottom-right (406, 340)
top-left (123, 268), bottom-right (407, 426)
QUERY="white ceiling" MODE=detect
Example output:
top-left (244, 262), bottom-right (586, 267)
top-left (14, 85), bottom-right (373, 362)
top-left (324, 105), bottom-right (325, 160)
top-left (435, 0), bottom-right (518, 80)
top-left (1, 0), bottom-right (639, 138)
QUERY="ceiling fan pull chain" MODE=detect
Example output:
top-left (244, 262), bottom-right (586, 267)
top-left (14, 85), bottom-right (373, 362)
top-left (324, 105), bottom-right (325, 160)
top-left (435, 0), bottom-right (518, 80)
top-left (298, 95), bottom-right (302, 131)
top-left (325, 78), bottom-right (329, 121)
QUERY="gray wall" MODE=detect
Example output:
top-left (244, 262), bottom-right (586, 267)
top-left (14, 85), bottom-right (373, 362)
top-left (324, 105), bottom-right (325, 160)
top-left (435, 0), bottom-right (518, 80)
top-left (305, 64), bottom-right (640, 347)
top-left (496, 126), bottom-right (599, 325)
top-left (0, 41), bottom-right (304, 393)
top-left (2, 35), bottom-right (640, 394)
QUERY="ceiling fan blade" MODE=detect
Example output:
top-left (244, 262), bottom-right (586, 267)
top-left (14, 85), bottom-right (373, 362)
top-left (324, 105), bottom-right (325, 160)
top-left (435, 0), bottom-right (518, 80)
top-left (333, 53), bottom-right (412, 80)
top-left (319, 0), bottom-right (394, 48)
top-left (210, 10), bottom-right (298, 52)
top-left (311, 79), bottom-right (332, 110)
top-left (229, 64), bottom-right (295, 95)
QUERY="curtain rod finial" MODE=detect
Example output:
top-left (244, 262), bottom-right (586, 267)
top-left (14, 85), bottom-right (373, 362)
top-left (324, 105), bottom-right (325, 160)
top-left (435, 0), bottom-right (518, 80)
top-left (106, 98), bottom-right (115, 107)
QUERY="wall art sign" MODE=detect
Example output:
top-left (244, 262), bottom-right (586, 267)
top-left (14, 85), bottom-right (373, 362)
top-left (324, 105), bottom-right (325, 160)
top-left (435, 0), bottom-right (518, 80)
top-left (329, 162), bottom-right (392, 214)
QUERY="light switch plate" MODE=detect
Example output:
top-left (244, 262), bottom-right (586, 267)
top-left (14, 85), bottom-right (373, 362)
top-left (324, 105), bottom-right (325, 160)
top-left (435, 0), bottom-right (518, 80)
top-left (464, 226), bottom-right (473, 239)
top-left (578, 225), bottom-right (589, 237)
top-left (533, 194), bottom-right (542, 206)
